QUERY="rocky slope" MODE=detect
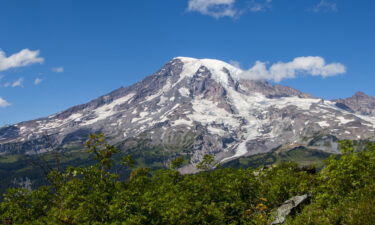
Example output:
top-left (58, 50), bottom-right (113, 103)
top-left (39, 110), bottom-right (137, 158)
top-left (1, 57), bottom-right (375, 172)
top-left (334, 91), bottom-right (375, 116)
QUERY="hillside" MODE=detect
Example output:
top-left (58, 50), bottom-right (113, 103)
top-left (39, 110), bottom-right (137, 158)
top-left (1, 138), bottom-right (374, 224)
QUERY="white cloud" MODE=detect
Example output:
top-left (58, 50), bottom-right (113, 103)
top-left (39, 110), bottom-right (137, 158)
top-left (34, 78), bottom-right (43, 85)
top-left (187, 0), bottom-right (238, 18)
top-left (248, 0), bottom-right (272, 12)
top-left (11, 78), bottom-right (24, 87)
top-left (187, 0), bottom-right (272, 18)
top-left (0, 97), bottom-right (10, 108)
top-left (313, 0), bottom-right (337, 12)
top-left (52, 67), bottom-right (64, 73)
top-left (2, 78), bottom-right (24, 88)
top-left (11, 79), bottom-right (22, 87)
top-left (239, 56), bottom-right (346, 82)
top-left (229, 60), bottom-right (241, 69)
top-left (0, 49), bottom-right (44, 72)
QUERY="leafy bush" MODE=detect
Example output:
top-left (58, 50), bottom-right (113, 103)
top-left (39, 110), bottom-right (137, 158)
top-left (285, 140), bottom-right (375, 225)
top-left (0, 138), bottom-right (374, 224)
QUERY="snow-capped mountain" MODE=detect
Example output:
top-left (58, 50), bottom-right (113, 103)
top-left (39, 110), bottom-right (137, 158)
top-left (1, 57), bottom-right (375, 171)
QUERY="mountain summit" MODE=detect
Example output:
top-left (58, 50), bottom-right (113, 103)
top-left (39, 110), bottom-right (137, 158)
top-left (334, 91), bottom-right (375, 116)
top-left (1, 57), bottom-right (375, 171)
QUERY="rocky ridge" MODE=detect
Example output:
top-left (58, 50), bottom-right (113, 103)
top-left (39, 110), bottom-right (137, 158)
top-left (334, 91), bottom-right (375, 116)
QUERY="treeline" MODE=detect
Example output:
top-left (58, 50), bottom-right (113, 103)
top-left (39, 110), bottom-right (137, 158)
top-left (0, 135), bottom-right (374, 224)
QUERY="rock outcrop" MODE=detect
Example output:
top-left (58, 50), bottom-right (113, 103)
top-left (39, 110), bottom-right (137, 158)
top-left (271, 194), bottom-right (310, 225)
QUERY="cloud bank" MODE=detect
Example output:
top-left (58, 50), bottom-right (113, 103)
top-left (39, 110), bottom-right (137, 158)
top-left (239, 56), bottom-right (346, 82)
top-left (0, 97), bottom-right (10, 108)
top-left (0, 49), bottom-right (44, 72)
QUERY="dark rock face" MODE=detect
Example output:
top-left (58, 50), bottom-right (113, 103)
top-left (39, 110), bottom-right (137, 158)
top-left (0, 57), bottom-right (375, 172)
top-left (334, 92), bottom-right (375, 116)
top-left (0, 126), bottom-right (19, 140)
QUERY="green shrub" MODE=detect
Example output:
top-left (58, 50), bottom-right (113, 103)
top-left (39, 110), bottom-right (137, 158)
top-left (1, 138), bottom-right (374, 224)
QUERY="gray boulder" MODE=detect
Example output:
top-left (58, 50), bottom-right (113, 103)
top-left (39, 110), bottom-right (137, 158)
top-left (271, 194), bottom-right (310, 225)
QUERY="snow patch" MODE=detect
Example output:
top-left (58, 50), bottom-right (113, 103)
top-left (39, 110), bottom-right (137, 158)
top-left (336, 116), bottom-right (355, 124)
top-left (272, 97), bottom-right (319, 111)
top-left (188, 98), bottom-right (240, 128)
top-left (175, 57), bottom-right (242, 88)
top-left (317, 121), bottom-right (330, 128)
top-left (158, 96), bottom-right (167, 105)
top-left (179, 87), bottom-right (190, 97)
top-left (173, 119), bottom-right (193, 126)
top-left (67, 113), bottom-right (83, 122)
top-left (143, 79), bottom-right (172, 102)
top-left (131, 112), bottom-right (150, 123)
top-left (207, 126), bottom-right (226, 136)
top-left (354, 115), bottom-right (375, 128)
top-left (139, 112), bottom-right (149, 118)
top-left (82, 93), bottom-right (135, 126)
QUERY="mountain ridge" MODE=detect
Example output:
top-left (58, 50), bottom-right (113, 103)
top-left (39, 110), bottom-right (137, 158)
top-left (1, 57), bottom-right (375, 172)
top-left (333, 91), bottom-right (375, 116)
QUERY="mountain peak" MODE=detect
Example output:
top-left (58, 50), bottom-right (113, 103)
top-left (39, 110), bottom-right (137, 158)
top-left (172, 57), bottom-right (243, 87)
top-left (173, 57), bottom-right (242, 74)
top-left (334, 91), bottom-right (375, 116)
top-left (353, 91), bottom-right (370, 98)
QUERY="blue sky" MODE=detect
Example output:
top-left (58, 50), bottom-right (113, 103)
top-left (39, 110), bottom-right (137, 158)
top-left (0, 0), bottom-right (374, 124)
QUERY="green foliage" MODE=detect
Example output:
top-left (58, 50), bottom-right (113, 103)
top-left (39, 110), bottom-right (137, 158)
top-left (315, 140), bottom-right (375, 204)
top-left (170, 157), bottom-right (184, 170)
top-left (285, 140), bottom-right (375, 225)
top-left (1, 137), bottom-right (374, 224)
top-left (339, 139), bottom-right (355, 154)
top-left (0, 187), bottom-right (51, 224)
top-left (257, 162), bottom-right (315, 206)
top-left (85, 133), bottom-right (118, 170)
top-left (121, 155), bottom-right (135, 168)
top-left (196, 154), bottom-right (215, 171)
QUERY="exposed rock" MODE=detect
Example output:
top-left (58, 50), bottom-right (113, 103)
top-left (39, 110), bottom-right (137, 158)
top-left (271, 194), bottom-right (310, 225)
top-left (239, 79), bottom-right (308, 98)
top-left (334, 91), bottom-right (375, 116)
